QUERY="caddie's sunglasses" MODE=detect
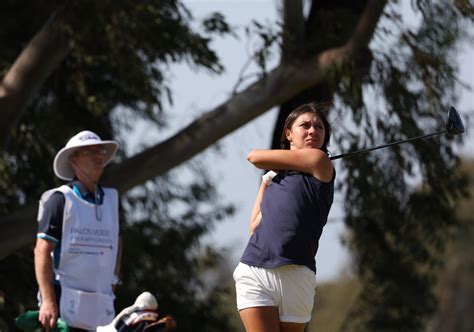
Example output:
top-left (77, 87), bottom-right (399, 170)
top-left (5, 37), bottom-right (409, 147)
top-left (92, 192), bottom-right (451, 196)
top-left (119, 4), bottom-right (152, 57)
top-left (74, 147), bottom-right (108, 157)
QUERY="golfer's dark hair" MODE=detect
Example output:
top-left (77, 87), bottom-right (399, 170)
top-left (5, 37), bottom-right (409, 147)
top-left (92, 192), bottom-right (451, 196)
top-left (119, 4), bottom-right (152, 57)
top-left (280, 101), bottom-right (331, 153)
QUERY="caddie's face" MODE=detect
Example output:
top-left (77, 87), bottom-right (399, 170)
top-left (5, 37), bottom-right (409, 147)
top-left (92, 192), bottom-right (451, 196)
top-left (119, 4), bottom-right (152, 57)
top-left (70, 146), bottom-right (108, 181)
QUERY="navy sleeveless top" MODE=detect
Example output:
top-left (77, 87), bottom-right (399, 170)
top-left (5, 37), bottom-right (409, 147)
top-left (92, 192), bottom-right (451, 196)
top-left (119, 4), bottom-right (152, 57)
top-left (240, 170), bottom-right (335, 273)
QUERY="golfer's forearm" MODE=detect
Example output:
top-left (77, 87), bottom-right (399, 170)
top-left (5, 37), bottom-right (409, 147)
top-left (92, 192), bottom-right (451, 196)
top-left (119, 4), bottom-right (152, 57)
top-left (249, 181), bottom-right (266, 224)
top-left (250, 212), bottom-right (262, 235)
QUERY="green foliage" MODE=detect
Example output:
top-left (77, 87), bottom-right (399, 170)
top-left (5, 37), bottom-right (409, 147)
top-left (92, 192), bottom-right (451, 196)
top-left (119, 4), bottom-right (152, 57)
top-left (307, 275), bottom-right (361, 332)
top-left (270, 0), bottom-right (471, 330)
top-left (429, 159), bottom-right (474, 330)
top-left (332, 1), bottom-right (472, 330)
top-left (306, 160), bottom-right (474, 331)
top-left (0, 248), bottom-right (38, 329)
top-left (0, 1), bottom-right (237, 331)
top-left (116, 172), bottom-right (235, 331)
top-left (245, 20), bottom-right (281, 74)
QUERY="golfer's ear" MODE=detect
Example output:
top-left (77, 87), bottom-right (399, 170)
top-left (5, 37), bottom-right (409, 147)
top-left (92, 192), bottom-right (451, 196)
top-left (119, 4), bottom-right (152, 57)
top-left (285, 128), bottom-right (292, 142)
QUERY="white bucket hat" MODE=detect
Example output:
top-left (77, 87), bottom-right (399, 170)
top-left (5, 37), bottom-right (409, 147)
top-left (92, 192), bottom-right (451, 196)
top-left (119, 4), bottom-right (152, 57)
top-left (53, 130), bottom-right (119, 181)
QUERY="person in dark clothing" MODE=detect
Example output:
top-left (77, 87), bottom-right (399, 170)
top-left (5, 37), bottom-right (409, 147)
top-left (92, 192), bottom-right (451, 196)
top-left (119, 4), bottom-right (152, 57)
top-left (234, 102), bottom-right (335, 332)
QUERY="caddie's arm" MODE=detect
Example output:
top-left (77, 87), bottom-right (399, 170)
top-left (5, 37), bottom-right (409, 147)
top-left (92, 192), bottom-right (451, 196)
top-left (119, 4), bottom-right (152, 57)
top-left (34, 238), bottom-right (58, 330)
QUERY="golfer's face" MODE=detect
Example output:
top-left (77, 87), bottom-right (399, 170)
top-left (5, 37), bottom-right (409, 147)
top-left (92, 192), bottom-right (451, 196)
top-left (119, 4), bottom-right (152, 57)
top-left (70, 146), bottom-right (107, 179)
top-left (287, 113), bottom-right (326, 150)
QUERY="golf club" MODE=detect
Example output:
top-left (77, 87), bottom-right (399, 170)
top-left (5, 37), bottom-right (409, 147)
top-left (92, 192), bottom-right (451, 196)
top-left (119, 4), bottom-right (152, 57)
top-left (330, 106), bottom-right (465, 160)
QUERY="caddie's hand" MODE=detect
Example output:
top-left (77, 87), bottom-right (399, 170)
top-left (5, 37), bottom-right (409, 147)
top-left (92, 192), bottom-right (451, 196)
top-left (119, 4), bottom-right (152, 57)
top-left (39, 300), bottom-right (58, 331)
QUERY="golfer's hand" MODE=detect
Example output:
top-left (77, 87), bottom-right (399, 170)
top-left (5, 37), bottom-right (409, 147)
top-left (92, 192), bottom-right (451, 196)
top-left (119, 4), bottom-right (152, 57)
top-left (39, 300), bottom-right (58, 330)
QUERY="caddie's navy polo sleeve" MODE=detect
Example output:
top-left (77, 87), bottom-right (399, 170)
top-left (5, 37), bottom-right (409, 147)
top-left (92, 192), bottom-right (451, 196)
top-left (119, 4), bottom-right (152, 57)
top-left (37, 192), bottom-right (65, 242)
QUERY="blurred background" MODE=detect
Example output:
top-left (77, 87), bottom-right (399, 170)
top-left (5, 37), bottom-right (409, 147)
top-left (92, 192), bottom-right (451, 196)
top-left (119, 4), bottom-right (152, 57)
top-left (1, 0), bottom-right (473, 331)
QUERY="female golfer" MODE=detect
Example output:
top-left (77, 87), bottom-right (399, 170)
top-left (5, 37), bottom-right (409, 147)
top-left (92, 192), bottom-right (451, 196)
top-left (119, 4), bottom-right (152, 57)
top-left (234, 102), bottom-right (335, 332)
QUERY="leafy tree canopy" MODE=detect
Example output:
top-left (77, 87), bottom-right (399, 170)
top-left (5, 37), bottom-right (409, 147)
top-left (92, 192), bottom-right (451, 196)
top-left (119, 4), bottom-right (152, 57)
top-left (0, 1), bottom-right (236, 331)
top-left (1, 0), bottom-right (473, 331)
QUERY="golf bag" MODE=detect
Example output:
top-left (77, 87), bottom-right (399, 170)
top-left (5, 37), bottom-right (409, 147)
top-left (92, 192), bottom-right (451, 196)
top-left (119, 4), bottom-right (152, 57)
top-left (15, 292), bottom-right (176, 332)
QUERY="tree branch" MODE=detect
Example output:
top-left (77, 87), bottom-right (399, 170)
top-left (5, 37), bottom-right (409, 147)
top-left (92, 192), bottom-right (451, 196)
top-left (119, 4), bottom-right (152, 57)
top-left (0, 46), bottom-right (343, 259)
top-left (0, 0), bottom-right (388, 259)
top-left (346, 0), bottom-right (388, 54)
top-left (0, 8), bottom-right (70, 149)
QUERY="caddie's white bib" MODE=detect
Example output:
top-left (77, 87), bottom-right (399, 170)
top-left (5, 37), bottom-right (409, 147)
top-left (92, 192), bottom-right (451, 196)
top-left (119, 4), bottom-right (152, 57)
top-left (38, 185), bottom-right (119, 329)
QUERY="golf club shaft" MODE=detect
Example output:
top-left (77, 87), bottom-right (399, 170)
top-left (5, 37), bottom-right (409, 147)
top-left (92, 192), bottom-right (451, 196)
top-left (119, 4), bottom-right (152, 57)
top-left (330, 130), bottom-right (447, 160)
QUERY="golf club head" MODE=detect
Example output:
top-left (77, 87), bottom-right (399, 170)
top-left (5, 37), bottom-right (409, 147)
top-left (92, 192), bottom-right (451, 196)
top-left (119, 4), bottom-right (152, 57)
top-left (446, 106), bottom-right (465, 135)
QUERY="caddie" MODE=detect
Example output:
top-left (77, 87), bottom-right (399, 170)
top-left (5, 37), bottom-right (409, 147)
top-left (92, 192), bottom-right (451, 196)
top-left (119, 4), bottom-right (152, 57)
top-left (34, 130), bottom-right (122, 331)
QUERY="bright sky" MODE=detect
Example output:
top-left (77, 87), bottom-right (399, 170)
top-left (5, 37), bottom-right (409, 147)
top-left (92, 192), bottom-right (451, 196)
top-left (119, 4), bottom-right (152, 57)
top-left (174, 0), bottom-right (353, 282)
top-left (128, 0), bottom-right (473, 282)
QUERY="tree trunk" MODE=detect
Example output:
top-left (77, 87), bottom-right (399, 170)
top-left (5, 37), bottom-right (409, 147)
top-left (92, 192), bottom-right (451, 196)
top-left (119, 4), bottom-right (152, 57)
top-left (0, 0), bottom-right (387, 260)
top-left (0, 8), bottom-right (69, 148)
